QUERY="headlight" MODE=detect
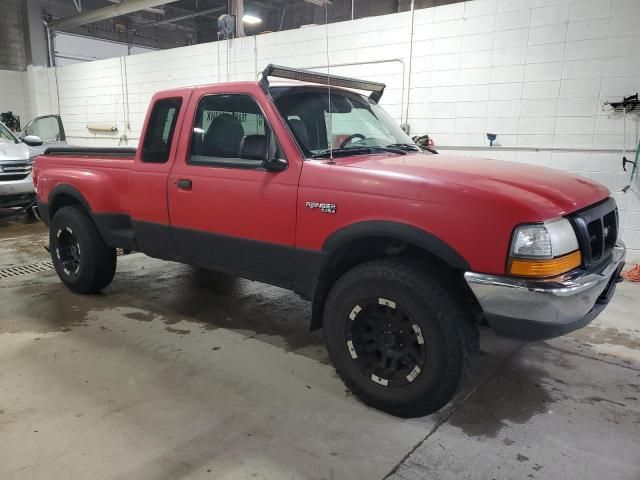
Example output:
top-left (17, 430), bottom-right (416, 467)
top-left (511, 225), bottom-right (552, 257)
top-left (508, 218), bottom-right (581, 277)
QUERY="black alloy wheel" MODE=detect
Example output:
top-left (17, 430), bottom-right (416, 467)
top-left (323, 258), bottom-right (479, 417)
top-left (50, 206), bottom-right (117, 293)
top-left (55, 226), bottom-right (82, 277)
top-left (346, 297), bottom-right (427, 388)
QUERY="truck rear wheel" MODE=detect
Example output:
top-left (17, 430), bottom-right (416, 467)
top-left (50, 206), bottom-right (117, 294)
top-left (323, 258), bottom-right (478, 417)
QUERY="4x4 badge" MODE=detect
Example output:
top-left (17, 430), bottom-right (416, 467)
top-left (306, 201), bottom-right (336, 214)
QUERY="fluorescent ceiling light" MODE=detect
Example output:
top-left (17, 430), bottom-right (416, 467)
top-left (304, 0), bottom-right (331, 5)
top-left (242, 14), bottom-right (262, 24)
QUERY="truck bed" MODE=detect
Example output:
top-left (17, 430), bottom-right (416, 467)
top-left (32, 146), bottom-right (136, 241)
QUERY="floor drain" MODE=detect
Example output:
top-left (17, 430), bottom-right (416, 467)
top-left (0, 261), bottom-right (54, 279)
top-left (0, 250), bottom-right (132, 279)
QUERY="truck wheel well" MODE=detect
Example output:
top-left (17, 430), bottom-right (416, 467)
top-left (50, 193), bottom-right (84, 219)
top-left (310, 236), bottom-right (481, 331)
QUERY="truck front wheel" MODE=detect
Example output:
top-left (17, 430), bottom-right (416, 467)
top-left (50, 206), bottom-right (117, 294)
top-left (323, 258), bottom-right (478, 417)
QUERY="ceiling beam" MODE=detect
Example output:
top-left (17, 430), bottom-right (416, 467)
top-left (51, 0), bottom-right (181, 30)
top-left (105, 0), bottom-right (166, 15)
top-left (127, 6), bottom-right (226, 31)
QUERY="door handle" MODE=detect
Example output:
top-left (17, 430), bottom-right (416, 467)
top-left (175, 179), bottom-right (192, 190)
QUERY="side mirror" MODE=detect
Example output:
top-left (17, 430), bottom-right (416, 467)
top-left (22, 135), bottom-right (43, 147)
top-left (240, 134), bottom-right (287, 172)
top-left (263, 157), bottom-right (288, 172)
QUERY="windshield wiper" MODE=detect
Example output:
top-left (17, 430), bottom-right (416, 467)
top-left (386, 143), bottom-right (421, 152)
top-left (388, 143), bottom-right (438, 154)
top-left (312, 145), bottom-right (406, 158)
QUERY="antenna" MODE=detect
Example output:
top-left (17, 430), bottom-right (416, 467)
top-left (324, 3), bottom-right (334, 163)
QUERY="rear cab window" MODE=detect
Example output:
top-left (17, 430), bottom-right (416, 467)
top-left (141, 97), bottom-right (183, 163)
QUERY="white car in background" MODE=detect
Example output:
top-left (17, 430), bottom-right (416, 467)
top-left (0, 115), bottom-right (66, 211)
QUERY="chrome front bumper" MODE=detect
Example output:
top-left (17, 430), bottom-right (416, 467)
top-left (464, 243), bottom-right (626, 340)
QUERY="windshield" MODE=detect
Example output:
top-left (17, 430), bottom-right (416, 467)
top-left (271, 87), bottom-right (417, 156)
top-left (0, 122), bottom-right (18, 145)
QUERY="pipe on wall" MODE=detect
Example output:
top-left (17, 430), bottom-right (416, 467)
top-left (436, 146), bottom-right (628, 154)
top-left (42, 19), bottom-right (55, 67)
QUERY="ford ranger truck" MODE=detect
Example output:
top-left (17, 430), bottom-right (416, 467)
top-left (32, 65), bottom-right (626, 417)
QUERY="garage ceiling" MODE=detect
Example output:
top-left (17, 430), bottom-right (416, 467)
top-left (40, 0), bottom-right (462, 50)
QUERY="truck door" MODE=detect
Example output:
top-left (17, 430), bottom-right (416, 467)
top-left (129, 95), bottom-right (187, 257)
top-left (167, 88), bottom-right (300, 286)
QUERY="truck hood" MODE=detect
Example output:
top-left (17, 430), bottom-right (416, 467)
top-left (339, 153), bottom-right (609, 217)
top-left (0, 141), bottom-right (31, 162)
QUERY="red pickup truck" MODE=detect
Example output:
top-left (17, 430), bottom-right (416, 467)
top-left (33, 65), bottom-right (626, 417)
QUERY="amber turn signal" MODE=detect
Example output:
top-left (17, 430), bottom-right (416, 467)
top-left (508, 250), bottom-right (582, 278)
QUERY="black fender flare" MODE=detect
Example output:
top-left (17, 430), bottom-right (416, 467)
top-left (308, 221), bottom-right (469, 330)
top-left (46, 184), bottom-right (136, 250)
top-left (322, 220), bottom-right (469, 270)
top-left (48, 184), bottom-right (92, 215)
top-left (38, 184), bottom-right (92, 226)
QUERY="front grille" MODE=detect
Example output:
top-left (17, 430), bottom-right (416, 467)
top-left (0, 162), bottom-right (32, 181)
top-left (570, 197), bottom-right (618, 268)
top-left (0, 173), bottom-right (30, 181)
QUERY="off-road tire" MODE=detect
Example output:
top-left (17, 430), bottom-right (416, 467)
top-left (323, 258), bottom-right (479, 417)
top-left (50, 206), bottom-right (117, 294)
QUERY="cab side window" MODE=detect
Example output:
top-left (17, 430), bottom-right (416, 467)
top-left (189, 94), bottom-right (283, 169)
top-left (141, 97), bottom-right (182, 163)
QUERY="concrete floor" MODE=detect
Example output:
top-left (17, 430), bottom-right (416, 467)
top-left (0, 216), bottom-right (639, 480)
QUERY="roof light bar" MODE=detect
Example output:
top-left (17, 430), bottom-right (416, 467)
top-left (259, 64), bottom-right (386, 103)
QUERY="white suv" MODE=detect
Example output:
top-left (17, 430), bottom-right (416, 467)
top-left (0, 115), bottom-right (66, 210)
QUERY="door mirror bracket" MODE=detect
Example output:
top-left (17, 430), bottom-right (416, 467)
top-left (262, 157), bottom-right (288, 172)
top-left (240, 134), bottom-right (288, 172)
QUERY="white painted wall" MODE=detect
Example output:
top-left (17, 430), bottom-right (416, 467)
top-left (23, 67), bottom-right (60, 120)
top-left (0, 69), bottom-right (32, 128)
top-left (21, 0), bottom-right (640, 261)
